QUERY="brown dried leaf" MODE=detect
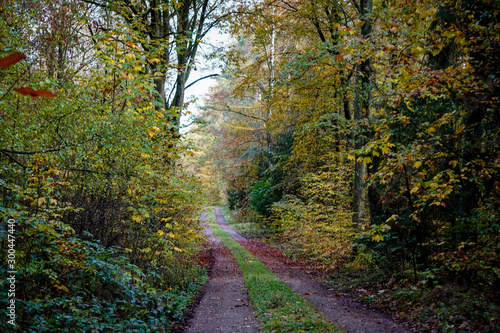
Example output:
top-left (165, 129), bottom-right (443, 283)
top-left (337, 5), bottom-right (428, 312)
top-left (14, 87), bottom-right (57, 98)
top-left (14, 87), bottom-right (37, 96)
top-left (0, 52), bottom-right (26, 68)
top-left (35, 89), bottom-right (57, 97)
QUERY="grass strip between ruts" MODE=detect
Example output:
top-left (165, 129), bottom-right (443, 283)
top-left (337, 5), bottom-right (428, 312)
top-left (207, 209), bottom-right (342, 333)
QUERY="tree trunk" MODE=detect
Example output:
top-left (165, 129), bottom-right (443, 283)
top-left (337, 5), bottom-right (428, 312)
top-left (170, 70), bottom-right (187, 131)
top-left (352, 0), bottom-right (372, 225)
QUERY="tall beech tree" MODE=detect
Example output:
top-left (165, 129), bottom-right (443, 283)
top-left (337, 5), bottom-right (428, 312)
top-left (351, 0), bottom-right (372, 224)
top-left (83, 0), bottom-right (227, 133)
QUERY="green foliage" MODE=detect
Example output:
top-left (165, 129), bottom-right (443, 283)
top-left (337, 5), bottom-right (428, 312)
top-left (0, 0), bottom-right (208, 330)
top-left (0, 218), bottom-right (206, 332)
top-left (249, 180), bottom-right (280, 216)
top-left (227, 188), bottom-right (247, 210)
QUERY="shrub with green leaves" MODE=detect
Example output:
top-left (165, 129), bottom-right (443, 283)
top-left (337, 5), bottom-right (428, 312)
top-left (0, 217), bottom-right (206, 332)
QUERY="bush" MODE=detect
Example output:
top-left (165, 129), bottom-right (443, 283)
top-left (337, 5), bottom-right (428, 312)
top-left (269, 194), bottom-right (356, 269)
top-left (0, 218), bottom-right (206, 332)
top-left (249, 180), bottom-right (282, 217)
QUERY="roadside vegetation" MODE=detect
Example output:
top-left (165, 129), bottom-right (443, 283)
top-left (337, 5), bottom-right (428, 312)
top-left (0, 0), bottom-right (223, 331)
top-left (220, 206), bottom-right (266, 239)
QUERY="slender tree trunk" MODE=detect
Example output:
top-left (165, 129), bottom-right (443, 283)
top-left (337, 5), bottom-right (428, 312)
top-left (353, 92), bottom-right (368, 224)
top-left (151, 0), bottom-right (169, 111)
top-left (170, 70), bottom-right (187, 130)
top-left (352, 0), bottom-right (372, 225)
top-left (154, 77), bottom-right (166, 110)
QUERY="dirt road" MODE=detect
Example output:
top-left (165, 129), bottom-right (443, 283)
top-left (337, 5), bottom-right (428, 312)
top-left (184, 209), bottom-right (417, 333)
top-left (184, 212), bottom-right (261, 333)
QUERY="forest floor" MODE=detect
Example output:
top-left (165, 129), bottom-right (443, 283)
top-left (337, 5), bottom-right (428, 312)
top-left (183, 208), bottom-right (419, 333)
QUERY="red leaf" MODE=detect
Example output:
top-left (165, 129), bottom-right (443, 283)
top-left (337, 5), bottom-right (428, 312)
top-left (0, 52), bottom-right (26, 68)
top-left (35, 89), bottom-right (57, 97)
top-left (14, 87), bottom-right (37, 96)
top-left (14, 87), bottom-right (57, 98)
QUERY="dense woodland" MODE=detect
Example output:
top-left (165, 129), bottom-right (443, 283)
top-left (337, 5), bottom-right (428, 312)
top-left (0, 0), bottom-right (227, 331)
top-left (0, 0), bottom-right (499, 332)
top-left (194, 0), bottom-right (500, 331)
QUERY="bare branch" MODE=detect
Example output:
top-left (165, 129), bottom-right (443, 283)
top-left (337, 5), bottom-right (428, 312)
top-left (185, 73), bottom-right (219, 90)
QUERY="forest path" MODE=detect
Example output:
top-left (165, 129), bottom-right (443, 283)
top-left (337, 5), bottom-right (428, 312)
top-left (214, 208), bottom-right (417, 333)
top-left (183, 211), bottom-right (261, 333)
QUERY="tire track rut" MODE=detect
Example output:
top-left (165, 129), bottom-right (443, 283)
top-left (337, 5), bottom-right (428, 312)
top-left (184, 212), bottom-right (261, 333)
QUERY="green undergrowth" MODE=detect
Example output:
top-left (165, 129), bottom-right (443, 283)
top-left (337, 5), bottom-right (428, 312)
top-left (0, 223), bottom-right (208, 332)
top-left (220, 206), bottom-right (267, 238)
top-left (207, 209), bottom-right (341, 333)
top-left (327, 265), bottom-right (500, 333)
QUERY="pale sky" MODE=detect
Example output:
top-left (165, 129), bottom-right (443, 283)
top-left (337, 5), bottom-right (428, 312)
top-left (181, 28), bottom-right (230, 132)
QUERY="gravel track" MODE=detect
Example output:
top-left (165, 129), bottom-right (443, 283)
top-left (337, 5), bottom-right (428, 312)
top-left (185, 209), bottom-right (419, 333)
top-left (184, 211), bottom-right (261, 333)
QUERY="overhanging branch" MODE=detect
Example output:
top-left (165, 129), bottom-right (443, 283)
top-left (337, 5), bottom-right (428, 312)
top-left (185, 74), bottom-right (219, 90)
